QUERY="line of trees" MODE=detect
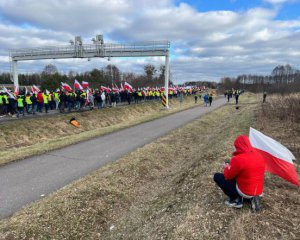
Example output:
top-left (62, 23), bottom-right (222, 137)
top-left (0, 63), bottom-right (169, 91)
top-left (220, 64), bottom-right (300, 93)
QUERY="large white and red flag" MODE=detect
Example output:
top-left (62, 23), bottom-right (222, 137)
top-left (82, 81), bottom-right (89, 88)
top-left (3, 87), bottom-right (15, 98)
top-left (249, 127), bottom-right (299, 186)
top-left (74, 79), bottom-right (84, 90)
top-left (61, 82), bottom-right (73, 91)
top-left (31, 84), bottom-right (40, 94)
top-left (101, 86), bottom-right (111, 93)
top-left (112, 83), bottom-right (119, 93)
top-left (123, 81), bottom-right (133, 91)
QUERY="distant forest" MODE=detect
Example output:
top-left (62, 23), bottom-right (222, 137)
top-left (220, 64), bottom-right (300, 93)
top-left (1, 63), bottom-right (300, 93)
top-left (0, 64), bottom-right (168, 90)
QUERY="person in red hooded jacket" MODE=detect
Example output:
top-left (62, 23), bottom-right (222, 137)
top-left (213, 135), bottom-right (266, 211)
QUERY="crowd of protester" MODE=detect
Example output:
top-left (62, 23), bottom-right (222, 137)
top-left (0, 85), bottom-right (210, 118)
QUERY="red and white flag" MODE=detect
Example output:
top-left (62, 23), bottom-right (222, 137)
top-left (249, 127), bottom-right (299, 186)
top-left (82, 81), bottom-right (89, 88)
top-left (112, 83), bottom-right (119, 93)
top-left (61, 82), bottom-right (73, 92)
top-left (14, 85), bottom-right (19, 96)
top-left (101, 86), bottom-right (111, 93)
top-left (24, 86), bottom-right (28, 95)
top-left (124, 81), bottom-right (133, 92)
top-left (31, 84), bottom-right (40, 94)
top-left (74, 79), bottom-right (84, 90)
top-left (3, 87), bottom-right (15, 98)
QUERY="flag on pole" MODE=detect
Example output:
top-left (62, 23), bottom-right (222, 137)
top-left (82, 81), bottom-right (89, 88)
top-left (74, 79), bottom-right (84, 90)
top-left (45, 89), bottom-right (50, 95)
top-left (61, 82), bottom-right (73, 91)
top-left (120, 82), bottom-right (124, 91)
top-left (112, 83), bottom-right (119, 93)
top-left (24, 86), bottom-right (28, 95)
top-left (124, 81), bottom-right (133, 92)
top-left (101, 86), bottom-right (111, 93)
top-left (14, 85), bottom-right (19, 96)
top-left (3, 87), bottom-right (15, 98)
top-left (31, 84), bottom-right (40, 94)
top-left (249, 127), bottom-right (299, 186)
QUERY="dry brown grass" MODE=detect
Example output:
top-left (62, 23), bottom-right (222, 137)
top-left (0, 93), bottom-right (299, 240)
top-left (0, 96), bottom-right (198, 165)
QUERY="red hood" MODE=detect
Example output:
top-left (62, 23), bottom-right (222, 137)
top-left (233, 135), bottom-right (254, 156)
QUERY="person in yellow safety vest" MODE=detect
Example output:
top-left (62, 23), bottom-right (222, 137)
top-left (0, 93), bottom-right (3, 115)
top-left (152, 91), bottom-right (155, 99)
top-left (25, 93), bottom-right (32, 114)
top-left (43, 92), bottom-right (49, 113)
top-left (80, 91), bottom-right (87, 109)
top-left (17, 95), bottom-right (25, 118)
top-left (81, 91), bottom-right (87, 99)
top-left (47, 92), bottom-right (54, 110)
top-left (2, 94), bottom-right (8, 114)
top-left (137, 90), bottom-right (142, 101)
top-left (54, 91), bottom-right (60, 110)
top-left (148, 90), bottom-right (153, 100)
top-left (169, 90), bottom-right (174, 99)
top-left (155, 90), bottom-right (160, 100)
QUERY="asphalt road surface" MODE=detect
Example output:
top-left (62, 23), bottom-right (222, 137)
top-left (0, 98), bottom-right (226, 218)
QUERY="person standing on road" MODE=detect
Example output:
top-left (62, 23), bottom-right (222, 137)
top-left (263, 91), bottom-right (267, 103)
top-left (30, 93), bottom-right (37, 115)
top-left (235, 91), bottom-right (239, 105)
top-left (0, 92), bottom-right (3, 115)
top-left (194, 94), bottom-right (198, 104)
top-left (17, 95), bottom-right (25, 118)
top-left (203, 93), bottom-right (209, 107)
top-left (101, 91), bottom-right (106, 108)
top-left (25, 93), bottom-right (32, 114)
top-left (208, 93), bottom-right (213, 106)
top-left (43, 91), bottom-right (49, 113)
top-left (37, 91), bottom-right (44, 113)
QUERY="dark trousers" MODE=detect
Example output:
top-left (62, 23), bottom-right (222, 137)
top-left (213, 173), bottom-right (239, 201)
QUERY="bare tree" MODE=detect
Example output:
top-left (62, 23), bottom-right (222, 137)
top-left (144, 64), bottom-right (156, 81)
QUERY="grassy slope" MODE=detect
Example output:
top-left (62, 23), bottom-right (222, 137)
top-left (0, 93), bottom-right (299, 240)
top-left (0, 96), bottom-right (197, 165)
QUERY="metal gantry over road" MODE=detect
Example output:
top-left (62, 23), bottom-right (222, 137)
top-left (9, 35), bottom-right (171, 107)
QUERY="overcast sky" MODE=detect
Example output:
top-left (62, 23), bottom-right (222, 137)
top-left (0, 0), bottom-right (300, 83)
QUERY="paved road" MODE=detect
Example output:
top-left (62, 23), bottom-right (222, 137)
top-left (0, 98), bottom-right (226, 218)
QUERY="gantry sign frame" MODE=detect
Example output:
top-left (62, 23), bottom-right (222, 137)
top-left (9, 35), bottom-right (171, 107)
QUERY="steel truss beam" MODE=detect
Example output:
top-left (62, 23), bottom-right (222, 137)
top-left (9, 37), bottom-right (171, 107)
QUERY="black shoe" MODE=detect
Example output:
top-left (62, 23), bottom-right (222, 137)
top-left (251, 196), bottom-right (262, 212)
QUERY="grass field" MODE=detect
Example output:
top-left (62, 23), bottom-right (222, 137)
top-left (0, 93), bottom-right (299, 239)
top-left (0, 96), bottom-right (198, 166)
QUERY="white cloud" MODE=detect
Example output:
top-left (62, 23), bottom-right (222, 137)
top-left (263, 0), bottom-right (297, 4)
top-left (0, 0), bottom-right (299, 82)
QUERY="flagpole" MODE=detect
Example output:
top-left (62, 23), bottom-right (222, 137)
top-left (164, 51), bottom-right (170, 109)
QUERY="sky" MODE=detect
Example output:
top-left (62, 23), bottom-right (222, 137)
top-left (0, 0), bottom-right (300, 83)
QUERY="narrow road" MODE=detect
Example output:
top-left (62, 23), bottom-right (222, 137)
top-left (0, 98), bottom-right (226, 218)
